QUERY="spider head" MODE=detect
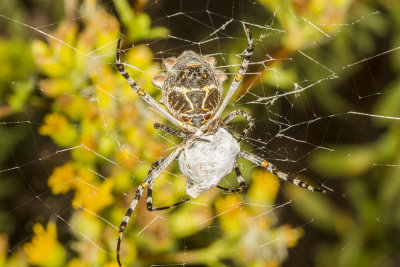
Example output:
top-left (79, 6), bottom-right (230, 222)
top-left (152, 51), bottom-right (227, 127)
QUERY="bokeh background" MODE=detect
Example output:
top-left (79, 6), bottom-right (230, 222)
top-left (1, 0), bottom-right (400, 266)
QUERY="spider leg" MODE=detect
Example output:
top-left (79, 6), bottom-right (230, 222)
top-left (223, 109), bottom-right (255, 142)
top-left (117, 145), bottom-right (185, 267)
top-left (154, 122), bottom-right (186, 138)
top-left (200, 23), bottom-right (254, 132)
top-left (240, 151), bottom-right (327, 193)
top-left (146, 159), bottom-right (190, 211)
top-left (216, 162), bottom-right (248, 193)
top-left (154, 123), bottom-right (212, 144)
top-left (116, 39), bottom-right (198, 133)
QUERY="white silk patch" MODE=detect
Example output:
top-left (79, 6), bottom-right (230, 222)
top-left (178, 128), bottom-right (240, 198)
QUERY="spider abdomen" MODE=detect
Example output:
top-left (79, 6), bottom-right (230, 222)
top-left (178, 128), bottom-right (240, 198)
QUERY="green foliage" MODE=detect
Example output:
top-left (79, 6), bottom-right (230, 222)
top-left (114, 0), bottom-right (169, 41)
top-left (0, 39), bottom-right (35, 110)
top-left (256, 1), bottom-right (400, 266)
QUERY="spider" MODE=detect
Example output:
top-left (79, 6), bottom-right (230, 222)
top-left (115, 24), bottom-right (327, 266)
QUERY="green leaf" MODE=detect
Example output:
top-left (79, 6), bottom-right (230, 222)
top-left (7, 79), bottom-right (34, 112)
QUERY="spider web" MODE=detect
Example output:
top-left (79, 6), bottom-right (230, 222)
top-left (1, 0), bottom-right (400, 266)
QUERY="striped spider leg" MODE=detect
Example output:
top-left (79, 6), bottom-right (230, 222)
top-left (116, 39), bottom-right (199, 134)
top-left (223, 109), bottom-right (255, 142)
top-left (154, 120), bottom-right (249, 194)
top-left (220, 110), bottom-right (327, 194)
top-left (115, 23), bottom-right (327, 267)
top-left (240, 151), bottom-right (328, 193)
top-left (145, 158), bottom-right (190, 211)
top-left (215, 109), bottom-right (255, 193)
top-left (199, 23), bottom-right (254, 133)
top-left (114, 25), bottom-right (255, 266)
top-left (116, 144), bottom-right (186, 267)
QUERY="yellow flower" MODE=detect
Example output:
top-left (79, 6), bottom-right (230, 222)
top-left (115, 147), bottom-right (138, 169)
top-left (31, 40), bottom-right (67, 78)
top-left (66, 258), bottom-right (82, 267)
top-left (125, 45), bottom-right (160, 92)
top-left (0, 234), bottom-right (8, 265)
top-left (103, 262), bottom-right (120, 267)
top-left (48, 162), bottom-right (77, 194)
top-left (281, 224), bottom-right (304, 248)
top-left (39, 113), bottom-right (78, 147)
top-left (215, 194), bottom-right (244, 236)
top-left (39, 113), bottom-right (67, 135)
top-left (215, 194), bottom-right (243, 217)
top-left (58, 95), bottom-right (88, 121)
top-left (49, 162), bottom-right (113, 214)
top-left (247, 169), bottom-right (279, 205)
top-left (23, 222), bottom-right (65, 266)
top-left (38, 78), bottom-right (74, 97)
top-left (73, 133), bottom-right (98, 163)
top-left (73, 178), bottom-right (114, 214)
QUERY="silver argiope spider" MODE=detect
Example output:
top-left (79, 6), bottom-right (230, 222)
top-left (115, 24), bottom-right (327, 266)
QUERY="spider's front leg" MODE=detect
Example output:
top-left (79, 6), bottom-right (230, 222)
top-left (115, 39), bottom-right (197, 133)
top-left (240, 151), bottom-right (328, 193)
top-left (223, 109), bottom-right (255, 142)
top-left (116, 145), bottom-right (184, 267)
top-left (146, 158), bottom-right (190, 211)
top-left (200, 23), bottom-right (254, 132)
top-left (154, 123), bottom-right (214, 145)
top-left (153, 122), bottom-right (186, 138)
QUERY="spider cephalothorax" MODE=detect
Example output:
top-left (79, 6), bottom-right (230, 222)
top-left (152, 51), bottom-right (227, 127)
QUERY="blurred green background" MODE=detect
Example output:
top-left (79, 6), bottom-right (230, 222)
top-left (1, 0), bottom-right (400, 266)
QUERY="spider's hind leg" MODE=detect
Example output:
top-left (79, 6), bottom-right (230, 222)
top-left (216, 162), bottom-right (248, 193)
top-left (240, 151), bottom-right (328, 193)
top-left (146, 158), bottom-right (190, 211)
top-left (223, 109), bottom-right (255, 142)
